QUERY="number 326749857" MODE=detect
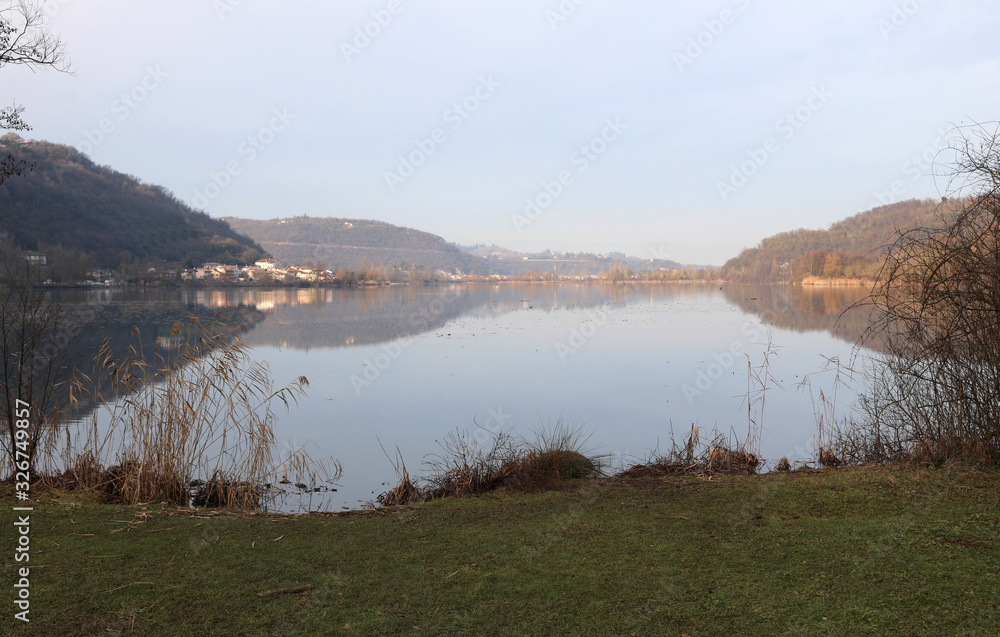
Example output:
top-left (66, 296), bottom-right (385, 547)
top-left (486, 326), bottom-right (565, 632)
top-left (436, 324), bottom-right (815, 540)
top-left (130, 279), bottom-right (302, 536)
top-left (14, 399), bottom-right (30, 489)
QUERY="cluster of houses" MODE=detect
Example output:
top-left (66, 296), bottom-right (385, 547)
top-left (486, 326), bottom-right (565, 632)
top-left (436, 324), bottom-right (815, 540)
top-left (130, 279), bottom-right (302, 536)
top-left (180, 259), bottom-right (334, 283)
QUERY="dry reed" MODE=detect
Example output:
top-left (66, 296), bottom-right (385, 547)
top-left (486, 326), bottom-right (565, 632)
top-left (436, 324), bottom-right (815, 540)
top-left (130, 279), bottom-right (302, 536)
top-left (618, 425), bottom-right (760, 478)
top-left (378, 418), bottom-right (602, 505)
top-left (55, 318), bottom-right (334, 509)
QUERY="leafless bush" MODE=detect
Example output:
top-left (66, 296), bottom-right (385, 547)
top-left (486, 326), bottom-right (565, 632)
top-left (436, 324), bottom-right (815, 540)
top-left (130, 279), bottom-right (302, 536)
top-left (0, 264), bottom-right (74, 478)
top-left (853, 123), bottom-right (1000, 465)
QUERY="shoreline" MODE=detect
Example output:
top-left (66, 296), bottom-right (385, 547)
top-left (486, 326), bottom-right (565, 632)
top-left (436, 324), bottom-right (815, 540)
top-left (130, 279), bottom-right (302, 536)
top-left (798, 275), bottom-right (874, 287)
top-left (12, 464), bottom-right (999, 635)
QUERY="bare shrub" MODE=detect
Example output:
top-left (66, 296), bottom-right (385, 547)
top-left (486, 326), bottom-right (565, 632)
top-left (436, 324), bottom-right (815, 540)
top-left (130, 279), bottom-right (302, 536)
top-left (0, 264), bottom-right (74, 478)
top-left (817, 448), bottom-right (842, 468)
top-left (417, 427), bottom-right (518, 500)
top-left (854, 123), bottom-right (1000, 465)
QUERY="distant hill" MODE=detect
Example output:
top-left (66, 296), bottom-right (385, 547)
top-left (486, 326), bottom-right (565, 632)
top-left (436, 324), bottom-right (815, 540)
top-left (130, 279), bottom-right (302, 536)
top-left (224, 216), bottom-right (488, 274)
top-left (224, 215), bottom-right (687, 277)
top-left (0, 134), bottom-right (267, 274)
top-left (721, 199), bottom-right (956, 282)
top-left (461, 244), bottom-right (684, 276)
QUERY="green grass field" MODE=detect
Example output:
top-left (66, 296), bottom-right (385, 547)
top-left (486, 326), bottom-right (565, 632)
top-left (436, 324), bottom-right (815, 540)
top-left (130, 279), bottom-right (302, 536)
top-left (2, 465), bottom-right (999, 636)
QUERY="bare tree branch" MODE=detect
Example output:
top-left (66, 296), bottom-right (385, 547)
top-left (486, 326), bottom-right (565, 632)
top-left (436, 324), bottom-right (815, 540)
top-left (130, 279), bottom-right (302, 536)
top-left (848, 122), bottom-right (1000, 465)
top-left (0, 150), bottom-right (33, 185)
top-left (0, 0), bottom-right (70, 73)
top-left (0, 0), bottom-right (71, 134)
top-left (0, 102), bottom-right (28, 130)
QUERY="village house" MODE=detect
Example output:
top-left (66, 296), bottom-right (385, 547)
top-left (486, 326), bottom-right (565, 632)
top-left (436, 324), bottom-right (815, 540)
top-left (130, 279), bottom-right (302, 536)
top-left (214, 264), bottom-right (241, 280)
top-left (296, 267), bottom-right (323, 282)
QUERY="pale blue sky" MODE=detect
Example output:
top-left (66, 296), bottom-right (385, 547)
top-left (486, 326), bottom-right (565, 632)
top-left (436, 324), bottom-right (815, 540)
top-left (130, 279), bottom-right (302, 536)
top-left (7, 0), bottom-right (999, 264)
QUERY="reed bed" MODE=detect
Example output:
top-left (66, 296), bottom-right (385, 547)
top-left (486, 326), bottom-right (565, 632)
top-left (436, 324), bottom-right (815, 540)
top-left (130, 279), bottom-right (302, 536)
top-left (53, 318), bottom-right (334, 509)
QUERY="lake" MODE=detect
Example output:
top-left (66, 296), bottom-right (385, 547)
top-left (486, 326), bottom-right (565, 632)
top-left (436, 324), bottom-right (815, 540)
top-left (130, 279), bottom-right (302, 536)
top-left (53, 283), bottom-right (871, 511)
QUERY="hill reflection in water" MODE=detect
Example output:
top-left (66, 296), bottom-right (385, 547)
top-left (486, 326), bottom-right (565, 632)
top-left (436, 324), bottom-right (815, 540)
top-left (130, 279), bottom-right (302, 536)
top-left (49, 283), bottom-right (876, 512)
top-left (237, 284), bottom-right (637, 350)
top-left (719, 284), bottom-right (872, 347)
top-left (187, 284), bottom-right (872, 352)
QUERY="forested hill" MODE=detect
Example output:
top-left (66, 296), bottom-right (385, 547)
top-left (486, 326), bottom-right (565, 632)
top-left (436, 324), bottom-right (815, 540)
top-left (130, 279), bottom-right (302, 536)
top-left (224, 216), bottom-right (489, 274)
top-left (0, 135), bottom-right (266, 270)
top-left (721, 198), bottom-right (955, 282)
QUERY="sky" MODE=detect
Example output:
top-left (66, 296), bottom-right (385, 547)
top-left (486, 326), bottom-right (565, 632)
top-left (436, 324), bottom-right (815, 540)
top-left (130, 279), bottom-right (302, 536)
top-left (5, 0), bottom-right (1000, 265)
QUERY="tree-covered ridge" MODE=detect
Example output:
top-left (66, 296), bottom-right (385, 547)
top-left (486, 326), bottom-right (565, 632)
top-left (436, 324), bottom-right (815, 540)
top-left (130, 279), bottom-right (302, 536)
top-left (721, 198), bottom-right (954, 282)
top-left (224, 216), bottom-right (488, 273)
top-left (0, 135), bottom-right (267, 270)
top-left (227, 216), bottom-right (688, 277)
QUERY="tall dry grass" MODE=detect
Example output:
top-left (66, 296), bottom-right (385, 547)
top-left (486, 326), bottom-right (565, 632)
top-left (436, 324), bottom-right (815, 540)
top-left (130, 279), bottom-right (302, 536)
top-left (379, 418), bottom-right (603, 506)
top-left (740, 331), bottom-right (780, 456)
top-left (797, 354), bottom-right (859, 468)
top-left (620, 334), bottom-right (779, 478)
top-left (618, 423), bottom-right (760, 478)
top-left (56, 318), bottom-right (334, 509)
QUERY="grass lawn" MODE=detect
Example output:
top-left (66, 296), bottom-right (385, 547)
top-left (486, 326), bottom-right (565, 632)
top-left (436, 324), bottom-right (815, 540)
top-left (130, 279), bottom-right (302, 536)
top-left (2, 465), bottom-right (999, 635)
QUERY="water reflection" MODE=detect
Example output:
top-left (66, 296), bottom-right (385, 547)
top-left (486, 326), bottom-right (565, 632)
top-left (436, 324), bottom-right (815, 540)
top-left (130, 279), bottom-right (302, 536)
top-left (49, 283), bottom-right (876, 512)
top-left (47, 288), bottom-right (266, 421)
top-left (240, 284), bottom-right (637, 350)
top-left (720, 284), bottom-right (871, 345)
top-left (54, 284), bottom-right (871, 353)
top-left (170, 284), bottom-right (870, 352)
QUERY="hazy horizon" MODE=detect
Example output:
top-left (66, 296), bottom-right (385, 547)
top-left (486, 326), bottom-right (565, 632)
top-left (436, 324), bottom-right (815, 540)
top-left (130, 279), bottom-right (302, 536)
top-left (7, 1), bottom-right (998, 264)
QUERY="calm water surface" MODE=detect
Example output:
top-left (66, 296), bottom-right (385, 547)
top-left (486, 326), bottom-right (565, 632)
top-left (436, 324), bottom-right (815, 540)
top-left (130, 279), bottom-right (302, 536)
top-left (56, 283), bottom-right (871, 511)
